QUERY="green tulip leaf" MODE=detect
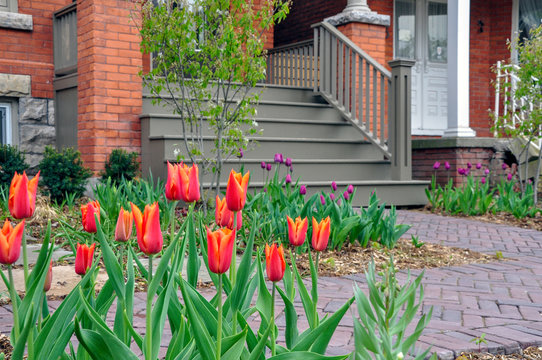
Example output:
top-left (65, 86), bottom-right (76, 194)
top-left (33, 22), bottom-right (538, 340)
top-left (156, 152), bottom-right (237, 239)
top-left (268, 352), bottom-right (348, 360)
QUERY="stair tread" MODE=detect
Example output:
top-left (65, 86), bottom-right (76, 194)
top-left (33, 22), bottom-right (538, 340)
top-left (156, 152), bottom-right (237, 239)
top-left (150, 134), bottom-right (371, 144)
top-left (202, 180), bottom-right (429, 186)
top-left (165, 158), bottom-right (389, 164)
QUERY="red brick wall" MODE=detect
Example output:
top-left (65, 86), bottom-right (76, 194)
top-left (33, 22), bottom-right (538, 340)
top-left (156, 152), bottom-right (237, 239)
top-left (0, 0), bottom-right (72, 98)
top-left (77, 0), bottom-right (142, 173)
top-left (274, 0), bottom-right (346, 46)
top-left (469, 0), bottom-right (513, 137)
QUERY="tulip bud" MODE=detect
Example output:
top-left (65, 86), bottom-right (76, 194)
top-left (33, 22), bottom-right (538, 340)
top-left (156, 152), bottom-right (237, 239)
top-left (329, 193), bottom-right (335, 201)
top-left (347, 184), bottom-right (354, 194)
top-left (44, 261), bottom-right (53, 292)
top-left (285, 158), bottom-right (292, 167)
top-left (207, 227), bottom-right (235, 274)
top-left (331, 181), bottom-right (337, 191)
top-left (81, 200), bottom-right (100, 233)
top-left (131, 202), bottom-right (163, 255)
top-left (484, 168), bottom-right (490, 175)
top-left (312, 217), bottom-right (330, 252)
top-left (9, 171), bottom-right (40, 219)
top-left (343, 191), bottom-right (350, 201)
top-left (285, 174), bottom-right (292, 184)
top-left (226, 170), bottom-right (250, 212)
top-left (320, 194), bottom-right (325, 206)
top-left (476, 163), bottom-right (482, 169)
top-left (507, 173), bottom-right (513, 181)
top-left (481, 177), bottom-right (486, 184)
top-left (261, 161), bottom-right (266, 169)
top-left (266, 163), bottom-right (272, 171)
top-left (299, 185), bottom-right (307, 195)
top-left (467, 162), bottom-right (472, 169)
top-left (502, 163), bottom-right (507, 170)
top-left (115, 207), bottom-right (133, 242)
top-left (274, 153), bottom-right (283, 163)
top-left (433, 161), bottom-right (440, 170)
top-left (0, 219), bottom-right (25, 265)
top-left (265, 243), bottom-right (285, 282)
top-left (75, 243), bottom-right (95, 275)
top-left (444, 161), bottom-right (450, 170)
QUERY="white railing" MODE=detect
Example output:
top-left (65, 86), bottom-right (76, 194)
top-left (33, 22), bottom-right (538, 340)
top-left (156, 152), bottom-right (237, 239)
top-left (494, 61), bottom-right (537, 135)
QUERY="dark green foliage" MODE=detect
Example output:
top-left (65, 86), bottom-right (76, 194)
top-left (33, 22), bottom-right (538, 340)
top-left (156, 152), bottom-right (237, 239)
top-left (100, 148), bottom-right (140, 185)
top-left (0, 144), bottom-right (29, 186)
top-left (39, 146), bottom-right (93, 202)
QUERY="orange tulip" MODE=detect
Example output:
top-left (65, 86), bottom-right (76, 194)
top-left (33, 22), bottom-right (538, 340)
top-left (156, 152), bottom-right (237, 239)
top-left (225, 169), bottom-right (250, 212)
top-left (287, 216), bottom-right (308, 247)
top-left (131, 202), bottom-right (163, 255)
top-left (44, 261), bottom-right (53, 292)
top-left (75, 243), bottom-right (95, 275)
top-left (178, 163), bottom-right (200, 203)
top-left (81, 200), bottom-right (100, 233)
top-left (311, 216), bottom-right (330, 252)
top-left (0, 219), bottom-right (25, 265)
top-left (265, 243), bottom-right (286, 282)
top-left (207, 227), bottom-right (236, 274)
top-left (215, 196), bottom-right (242, 230)
top-left (165, 162), bottom-right (183, 201)
top-left (8, 171), bottom-right (40, 219)
top-left (115, 207), bottom-right (133, 242)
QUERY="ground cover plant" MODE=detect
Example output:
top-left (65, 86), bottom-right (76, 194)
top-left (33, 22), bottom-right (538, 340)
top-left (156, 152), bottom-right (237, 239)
top-left (0, 161), bottom-right (437, 360)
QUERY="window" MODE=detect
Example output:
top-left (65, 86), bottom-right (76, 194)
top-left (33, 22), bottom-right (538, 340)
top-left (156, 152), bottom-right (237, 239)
top-left (518, 0), bottom-right (542, 42)
top-left (0, 0), bottom-right (17, 13)
top-left (395, 0), bottom-right (416, 59)
top-left (0, 103), bottom-right (12, 145)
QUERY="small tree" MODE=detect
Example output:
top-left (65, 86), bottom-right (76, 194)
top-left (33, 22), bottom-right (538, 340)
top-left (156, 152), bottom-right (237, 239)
top-left (140, 0), bottom-right (289, 208)
top-left (494, 25), bottom-right (542, 203)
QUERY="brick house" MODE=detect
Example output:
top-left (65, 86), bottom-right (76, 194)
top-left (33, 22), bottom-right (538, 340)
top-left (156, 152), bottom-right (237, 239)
top-left (0, 0), bottom-right (540, 204)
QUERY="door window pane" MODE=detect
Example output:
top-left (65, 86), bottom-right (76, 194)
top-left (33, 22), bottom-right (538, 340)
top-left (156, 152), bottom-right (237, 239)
top-left (395, 0), bottom-right (416, 59)
top-left (0, 107), bottom-right (6, 145)
top-left (427, 1), bottom-right (447, 63)
top-left (519, 0), bottom-right (542, 42)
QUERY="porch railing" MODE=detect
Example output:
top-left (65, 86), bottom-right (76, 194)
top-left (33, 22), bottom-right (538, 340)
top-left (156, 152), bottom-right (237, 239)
top-left (494, 60), bottom-right (538, 136)
top-left (266, 40), bottom-right (315, 87)
top-left (264, 22), bottom-right (415, 180)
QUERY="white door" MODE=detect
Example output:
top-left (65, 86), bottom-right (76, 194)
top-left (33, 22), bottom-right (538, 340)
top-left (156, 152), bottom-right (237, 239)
top-left (395, 0), bottom-right (448, 135)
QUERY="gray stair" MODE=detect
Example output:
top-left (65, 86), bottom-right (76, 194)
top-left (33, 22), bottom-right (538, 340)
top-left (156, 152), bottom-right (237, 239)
top-left (141, 84), bottom-right (428, 206)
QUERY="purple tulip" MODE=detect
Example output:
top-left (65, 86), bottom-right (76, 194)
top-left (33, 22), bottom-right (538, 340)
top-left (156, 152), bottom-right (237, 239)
top-left (484, 168), bottom-right (490, 175)
top-left (502, 163), bottom-right (507, 170)
top-left (266, 163), bottom-right (272, 171)
top-left (467, 162), bottom-right (472, 169)
top-left (285, 157), bottom-right (292, 167)
top-left (343, 191), bottom-right (350, 201)
top-left (445, 161), bottom-right (451, 170)
top-left (528, 179), bottom-right (533, 184)
top-left (330, 193), bottom-right (335, 201)
top-left (261, 161), bottom-right (266, 169)
top-left (507, 173), bottom-right (513, 181)
top-left (274, 153), bottom-right (283, 163)
top-left (458, 168), bottom-right (466, 175)
top-left (481, 177), bottom-right (486, 184)
top-left (285, 174), bottom-right (292, 184)
top-left (290, 166), bottom-right (294, 173)
top-left (347, 184), bottom-right (354, 194)
top-left (331, 181), bottom-right (338, 191)
top-left (476, 162), bottom-right (482, 169)
top-left (465, 168), bottom-right (470, 176)
top-left (238, 148), bottom-right (244, 158)
top-left (433, 161), bottom-right (441, 170)
top-left (263, 187), bottom-right (267, 192)
top-left (320, 194), bottom-right (326, 206)
top-left (299, 185), bottom-right (307, 195)
top-left (337, 198), bottom-right (342, 206)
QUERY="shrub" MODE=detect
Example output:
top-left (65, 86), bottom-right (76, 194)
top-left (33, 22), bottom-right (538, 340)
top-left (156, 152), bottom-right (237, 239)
top-left (100, 148), bottom-right (139, 185)
top-left (0, 144), bottom-right (29, 186)
top-left (39, 146), bottom-right (93, 203)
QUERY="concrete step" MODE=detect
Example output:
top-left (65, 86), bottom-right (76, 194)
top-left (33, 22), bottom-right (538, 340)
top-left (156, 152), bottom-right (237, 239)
top-left (141, 115), bottom-right (362, 141)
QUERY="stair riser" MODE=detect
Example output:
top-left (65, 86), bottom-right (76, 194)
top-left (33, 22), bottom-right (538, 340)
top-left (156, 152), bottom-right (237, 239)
top-left (142, 117), bottom-right (362, 140)
top-left (153, 138), bottom-right (383, 160)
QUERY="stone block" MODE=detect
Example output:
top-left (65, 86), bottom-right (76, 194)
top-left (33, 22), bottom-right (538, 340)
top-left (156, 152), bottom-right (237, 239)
top-left (18, 125), bottom-right (56, 168)
top-left (0, 11), bottom-right (33, 31)
top-left (48, 99), bottom-right (55, 125)
top-left (0, 73), bottom-right (31, 97)
top-left (19, 97), bottom-right (48, 123)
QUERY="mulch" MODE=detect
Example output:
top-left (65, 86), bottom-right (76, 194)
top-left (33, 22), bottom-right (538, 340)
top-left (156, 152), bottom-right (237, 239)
top-left (456, 346), bottom-right (542, 359)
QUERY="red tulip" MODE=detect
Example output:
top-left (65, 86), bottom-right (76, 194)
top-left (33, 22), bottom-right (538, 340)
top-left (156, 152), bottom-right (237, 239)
top-left (179, 163), bottom-right (200, 203)
top-left (165, 162), bottom-right (183, 201)
top-left (44, 261), bottom-right (53, 292)
top-left (115, 207), bottom-right (133, 242)
top-left (311, 216), bottom-right (330, 252)
top-left (8, 171), bottom-right (40, 219)
top-left (81, 200), bottom-right (100, 233)
top-left (226, 169), bottom-right (250, 212)
top-left (265, 243), bottom-right (285, 282)
top-left (207, 227), bottom-right (235, 274)
top-left (215, 196), bottom-right (242, 230)
top-left (287, 215), bottom-right (308, 247)
top-left (75, 243), bottom-right (95, 275)
top-left (0, 219), bottom-right (25, 265)
top-left (131, 202), bottom-right (163, 255)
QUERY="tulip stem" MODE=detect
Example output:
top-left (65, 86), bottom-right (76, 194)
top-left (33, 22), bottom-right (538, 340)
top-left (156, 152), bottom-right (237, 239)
top-left (7, 265), bottom-right (20, 341)
top-left (229, 211), bottom-right (237, 286)
top-left (22, 231), bottom-right (28, 288)
top-left (146, 255), bottom-right (153, 360)
top-left (270, 282), bottom-right (276, 356)
top-left (216, 274), bottom-right (223, 360)
top-left (170, 202), bottom-right (177, 246)
top-left (315, 252), bottom-right (320, 277)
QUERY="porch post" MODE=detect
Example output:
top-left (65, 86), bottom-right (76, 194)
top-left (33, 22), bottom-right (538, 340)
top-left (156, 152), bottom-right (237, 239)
top-left (389, 59), bottom-right (415, 181)
top-left (443, 0), bottom-right (476, 137)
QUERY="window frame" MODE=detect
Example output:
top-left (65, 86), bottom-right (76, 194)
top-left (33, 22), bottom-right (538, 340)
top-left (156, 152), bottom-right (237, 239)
top-left (0, 102), bottom-right (12, 145)
top-left (0, 0), bottom-right (18, 13)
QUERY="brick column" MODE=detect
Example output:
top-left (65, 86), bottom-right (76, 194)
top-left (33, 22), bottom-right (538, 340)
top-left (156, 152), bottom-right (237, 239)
top-left (77, 0), bottom-right (142, 173)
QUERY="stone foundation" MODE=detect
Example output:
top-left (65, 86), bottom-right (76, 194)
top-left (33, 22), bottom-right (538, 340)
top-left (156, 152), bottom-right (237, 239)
top-left (413, 138), bottom-right (514, 187)
top-left (18, 97), bottom-right (56, 172)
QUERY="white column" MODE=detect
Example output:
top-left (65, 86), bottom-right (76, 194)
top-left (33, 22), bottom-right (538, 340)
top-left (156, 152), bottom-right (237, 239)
top-left (443, 0), bottom-right (476, 137)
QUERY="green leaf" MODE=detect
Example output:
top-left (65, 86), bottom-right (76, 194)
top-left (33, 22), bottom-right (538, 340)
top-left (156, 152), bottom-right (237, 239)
top-left (11, 306), bottom-right (34, 360)
top-left (187, 212), bottom-right (200, 287)
top-left (276, 286), bottom-right (298, 349)
top-left (268, 352), bottom-right (348, 360)
top-left (291, 254), bottom-right (316, 329)
top-left (221, 328), bottom-right (248, 360)
top-left (229, 217), bottom-right (257, 312)
top-left (94, 217), bottom-right (125, 302)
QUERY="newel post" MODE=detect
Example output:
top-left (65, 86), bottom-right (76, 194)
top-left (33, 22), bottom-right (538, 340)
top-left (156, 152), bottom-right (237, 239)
top-left (388, 59), bottom-right (415, 181)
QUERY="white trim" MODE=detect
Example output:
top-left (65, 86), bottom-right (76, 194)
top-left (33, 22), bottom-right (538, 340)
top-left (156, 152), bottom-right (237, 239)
top-left (511, 0), bottom-right (519, 62)
top-left (412, 128), bottom-right (445, 136)
top-left (0, 102), bottom-right (12, 145)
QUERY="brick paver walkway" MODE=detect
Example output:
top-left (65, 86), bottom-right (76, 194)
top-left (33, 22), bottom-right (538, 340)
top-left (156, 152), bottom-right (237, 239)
top-left (2, 210), bottom-right (542, 359)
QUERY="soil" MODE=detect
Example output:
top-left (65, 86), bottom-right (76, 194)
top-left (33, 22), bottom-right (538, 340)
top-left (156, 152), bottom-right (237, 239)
top-left (456, 346), bottom-right (542, 359)
top-left (0, 334), bottom-right (12, 360)
top-left (292, 238), bottom-right (499, 278)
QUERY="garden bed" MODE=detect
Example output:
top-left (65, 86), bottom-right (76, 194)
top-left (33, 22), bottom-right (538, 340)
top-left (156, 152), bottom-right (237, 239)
top-left (456, 346), bottom-right (542, 359)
